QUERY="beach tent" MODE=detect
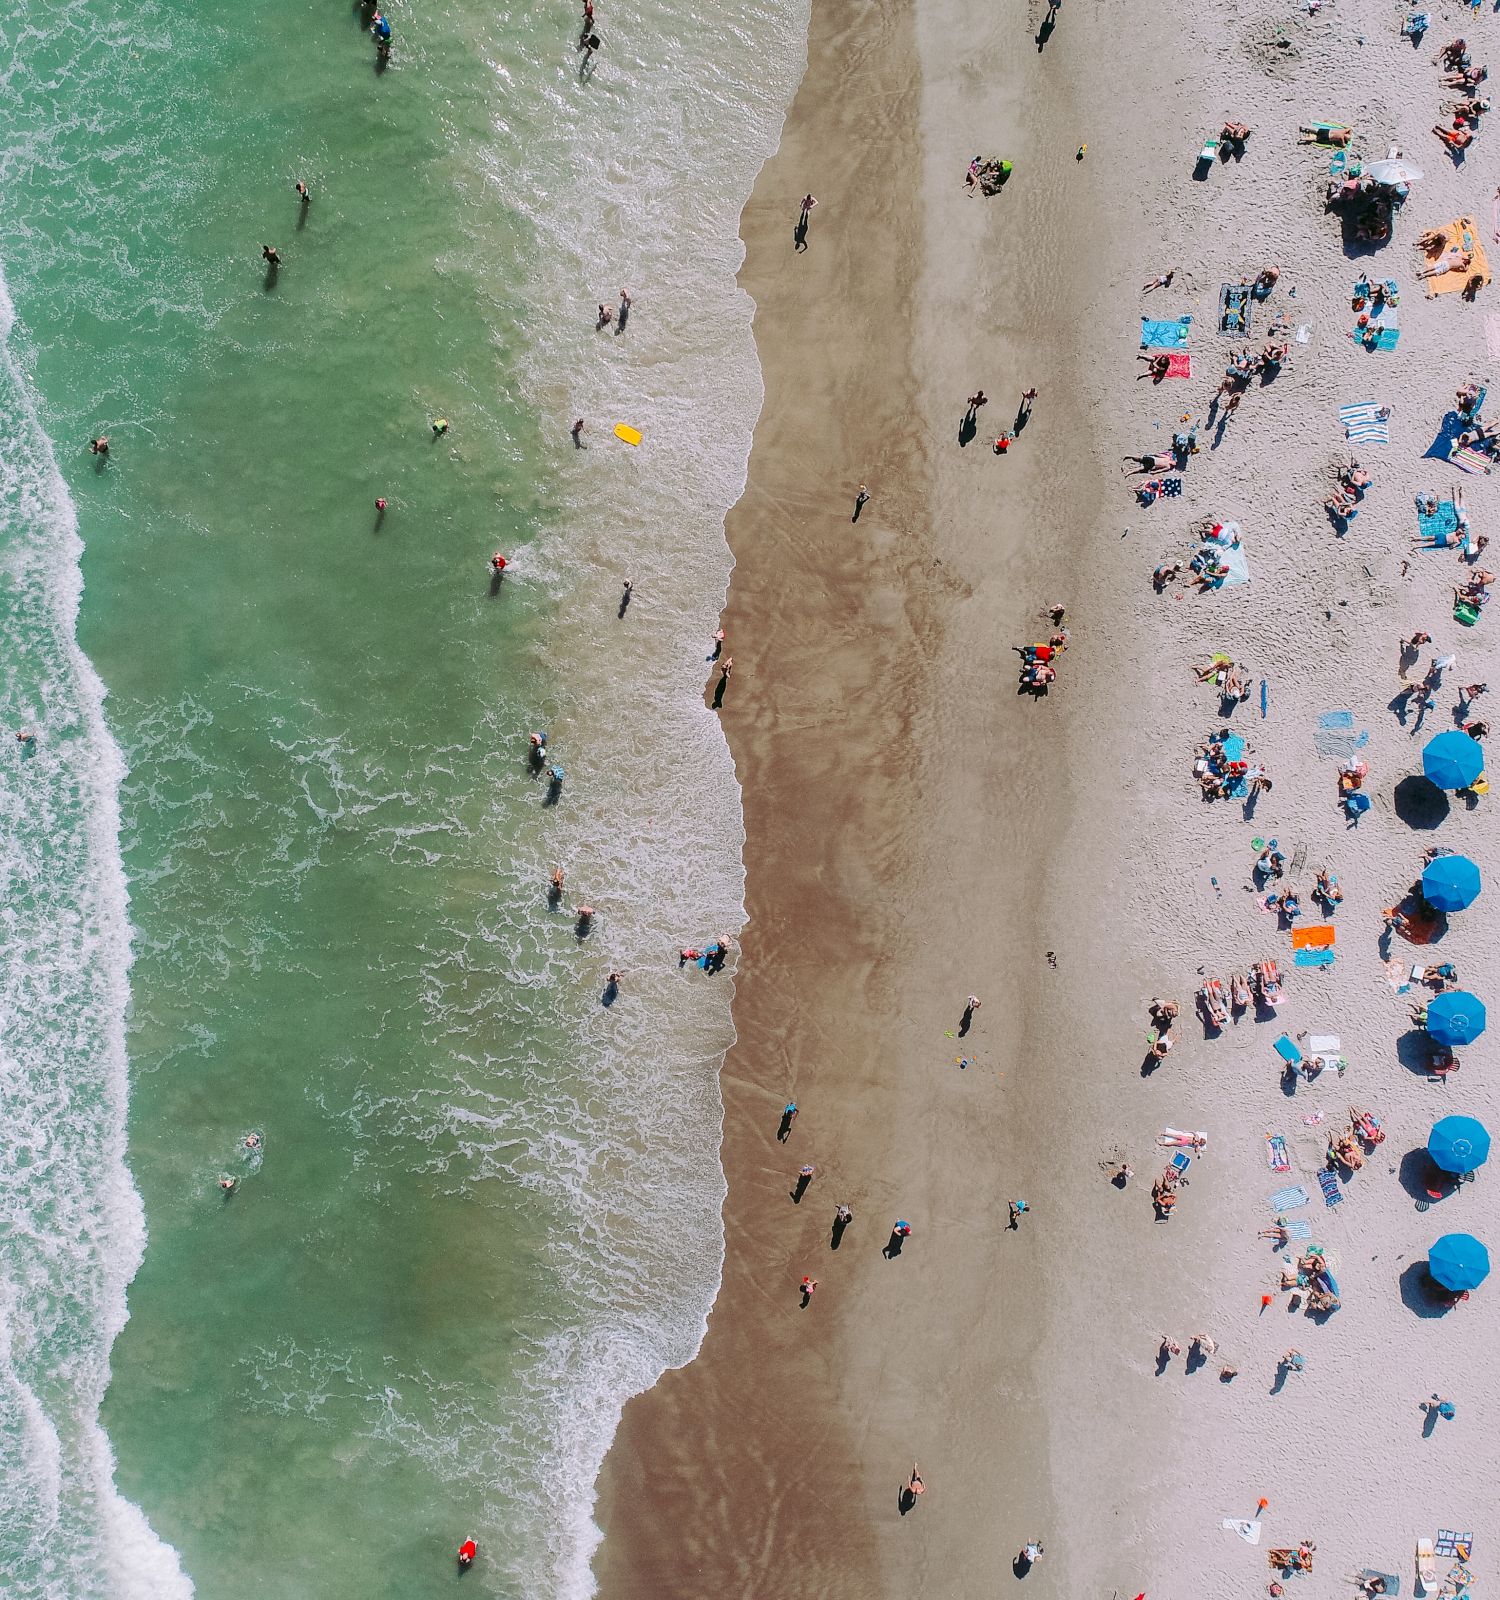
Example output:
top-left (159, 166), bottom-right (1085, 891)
top-left (1429, 1116), bottom-right (1490, 1175)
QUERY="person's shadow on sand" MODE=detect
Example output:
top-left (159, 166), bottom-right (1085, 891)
top-left (898, 1484), bottom-right (918, 1516)
top-left (959, 411), bottom-right (978, 447)
top-left (793, 218), bottom-right (809, 252)
top-left (882, 1229), bottom-right (905, 1258)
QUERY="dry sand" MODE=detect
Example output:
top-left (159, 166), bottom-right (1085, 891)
top-left (594, 0), bottom-right (1498, 1595)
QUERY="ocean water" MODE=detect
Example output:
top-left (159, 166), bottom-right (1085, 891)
top-left (0, 0), bottom-right (805, 1595)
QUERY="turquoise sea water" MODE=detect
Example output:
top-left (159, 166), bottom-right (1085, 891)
top-left (0, 0), bottom-right (804, 1593)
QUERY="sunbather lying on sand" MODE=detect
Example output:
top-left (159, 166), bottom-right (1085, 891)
top-left (1122, 452), bottom-right (1174, 475)
top-left (1434, 123), bottom-right (1475, 150)
top-left (1443, 65), bottom-right (1488, 88)
top-left (1299, 123), bottom-right (1351, 145)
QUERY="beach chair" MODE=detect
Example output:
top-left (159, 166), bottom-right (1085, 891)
top-left (1197, 136), bottom-right (1219, 171)
top-left (1170, 1150), bottom-right (1191, 1176)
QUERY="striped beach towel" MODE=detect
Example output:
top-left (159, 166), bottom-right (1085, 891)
top-left (1450, 442), bottom-right (1494, 475)
top-left (1317, 1168), bottom-right (1344, 1207)
top-left (1340, 401), bottom-right (1390, 443)
top-left (1284, 1219), bottom-right (1313, 1239)
top-left (1269, 1184), bottom-right (1310, 1211)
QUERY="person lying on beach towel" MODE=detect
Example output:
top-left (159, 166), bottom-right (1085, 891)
top-left (1122, 452), bottom-right (1175, 475)
top-left (1419, 246), bottom-right (1473, 279)
top-left (1299, 123), bottom-right (1352, 146)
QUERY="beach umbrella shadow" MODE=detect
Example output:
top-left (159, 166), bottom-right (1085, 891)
top-left (1399, 1259), bottom-right (1456, 1319)
top-left (1394, 775), bottom-right (1450, 829)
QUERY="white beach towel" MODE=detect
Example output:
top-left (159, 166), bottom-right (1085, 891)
top-left (1340, 401), bottom-right (1390, 444)
top-left (1223, 1519), bottom-right (1264, 1545)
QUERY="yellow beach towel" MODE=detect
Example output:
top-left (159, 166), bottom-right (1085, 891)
top-left (1423, 216), bottom-right (1491, 297)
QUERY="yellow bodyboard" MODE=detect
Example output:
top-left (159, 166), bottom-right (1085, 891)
top-left (614, 424), bottom-right (642, 446)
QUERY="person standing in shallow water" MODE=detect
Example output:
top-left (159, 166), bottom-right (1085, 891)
top-left (711, 657), bottom-right (732, 709)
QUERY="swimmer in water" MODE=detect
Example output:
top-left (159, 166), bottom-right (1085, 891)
top-left (576, 905), bottom-right (595, 924)
top-left (295, 181), bottom-right (311, 206)
top-left (218, 1176), bottom-right (237, 1194)
top-left (244, 1132), bottom-right (262, 1151)
top-left (261, 244), bottom-right (281, 267)
top-left (375, 498), bottom-right (387, 513)
top-left (431, 418), bottom-right (448, 436)
top-left (16, 731), bottom-right (35, 747)
top-left (490, 552), bottom-right (508, 575)
top-left (550, 866), bottom-right (566, 895)
top-left (457, 1539), bottom-right (477, 1570)
top-left (89, 437), bottom-right (109, 456)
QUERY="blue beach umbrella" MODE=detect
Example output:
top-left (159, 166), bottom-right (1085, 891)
top-left (1428, 1232), bottom-right (1490, 1292)
top-left (1426, 990), bottom-right (1487, 1048)
top-left (1422, 853), bottom-right (1483, 912)
top-left (1429, 1116), bottom-right (1491, 1175)
top-left (1423, 730), bottom-right (1485, 791)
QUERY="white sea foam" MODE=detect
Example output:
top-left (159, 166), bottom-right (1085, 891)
top-left (0, 269), bottom-right (191, 1599)
top-left (459, 0), bottom-right (812, 1590)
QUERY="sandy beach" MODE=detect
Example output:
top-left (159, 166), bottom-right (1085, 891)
top-left (595, 0), bottom-right (1498, 1595)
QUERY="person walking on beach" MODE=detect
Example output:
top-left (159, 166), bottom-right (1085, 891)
top-left (799, 193), bottom-right (817, 221)
top-left (1017, 1541), bottom-right (1043, 1571)
top-left (832, 1202), bottom-right (853, 1245)
top-left (965, 389), bottom-right (988, 418)
top-left (900, 1463), bottom-right (925, 1512)
top-left (959, 995), bottom-right (981, 1035)
top-left (712, 657), bottom-right (732, 710)
top-left (778, 1101), bottom-right (798, 1141)
top-left (799, 1275), bottom-right (817, 1305)
top-left (709, 628), bottom-right (725, 660)
top-left (793, 1163), bottom-right (815, 1202)
top-left (1008, 1199), bottom-right (1028, 1228)
top-left (852, 484), bottom-right (870, 522)
top-left (1019, 387), bottom-right (1038, 415)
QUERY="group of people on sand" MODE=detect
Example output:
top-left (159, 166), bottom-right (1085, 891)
top-left (1191, 730), bottom-right (1271, 801)
top-left (1431, 38), bottom-right (1491, 153)
top-left (1012, 606), bottom-right (1069, 692)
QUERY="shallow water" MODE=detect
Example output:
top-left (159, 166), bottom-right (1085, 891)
top-left (0, 0), bottom-right (804, 1592)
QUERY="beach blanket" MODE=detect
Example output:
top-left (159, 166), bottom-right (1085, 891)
top-left (1313, 709), bottom-right (1368, 760)
top-left (1163, 351), bottom-right (1191, 377)
top-left (1223, 1519), bottom-right (1264, 1546)
top-left (1295, 947), bottom-right (1336, 967)
top-left (1386, 959), bottom-right (1413, 993)
top-left (1268, 1183), bottom-right (1310, 1211)
top-left (1426, 408), bottom-right (1472, 463)
top-left (1194, 540), bottom-right (1250, 589)
top-left (1219, 282), bottom-right (1251, 335)
top-left (1450, 442), bottom-right (1495, 475)
top-left (1284, 1218), bottom-right (1313, 1239)
top-left (1422, 217), bottom-right (1490, 298)
top-left (1292, 925), bottom-right (1335, 950)
top-left (1340, 401), bottom-right (1389, 443)
top-left (1317, 1168), bottom-right (1344, 1207)
top-left (1141, 315), bottom-right (1192, 348)
top-left (1435, 1532), bottom-right (1474, 1559)
top-left (1416, 496), bottom-right (1461, 545)
top-left (1266, 1132), bottom-right (1291, 1172)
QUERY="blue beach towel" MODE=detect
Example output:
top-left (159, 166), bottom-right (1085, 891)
top-left (1317, 1168), bottom-right (1344, 1207)
top-left (1273, 1034), bottom-right (1302, 1064)
top-left (1141, 316), bottom-right (1192, 349)
top-left (1426, 410), bottom-right (1470, 463)
top-left (1340, 401), bottom-right (1390, 443)
top-left (1314, 710), bottom-right (1369, 761)
top-left (1416, 497), bottom-right (1460, 545)
top-left (1295, 947), bottom-right (1337, 968)
top-left (1269, 1184), bottom-right (1311, 1211)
